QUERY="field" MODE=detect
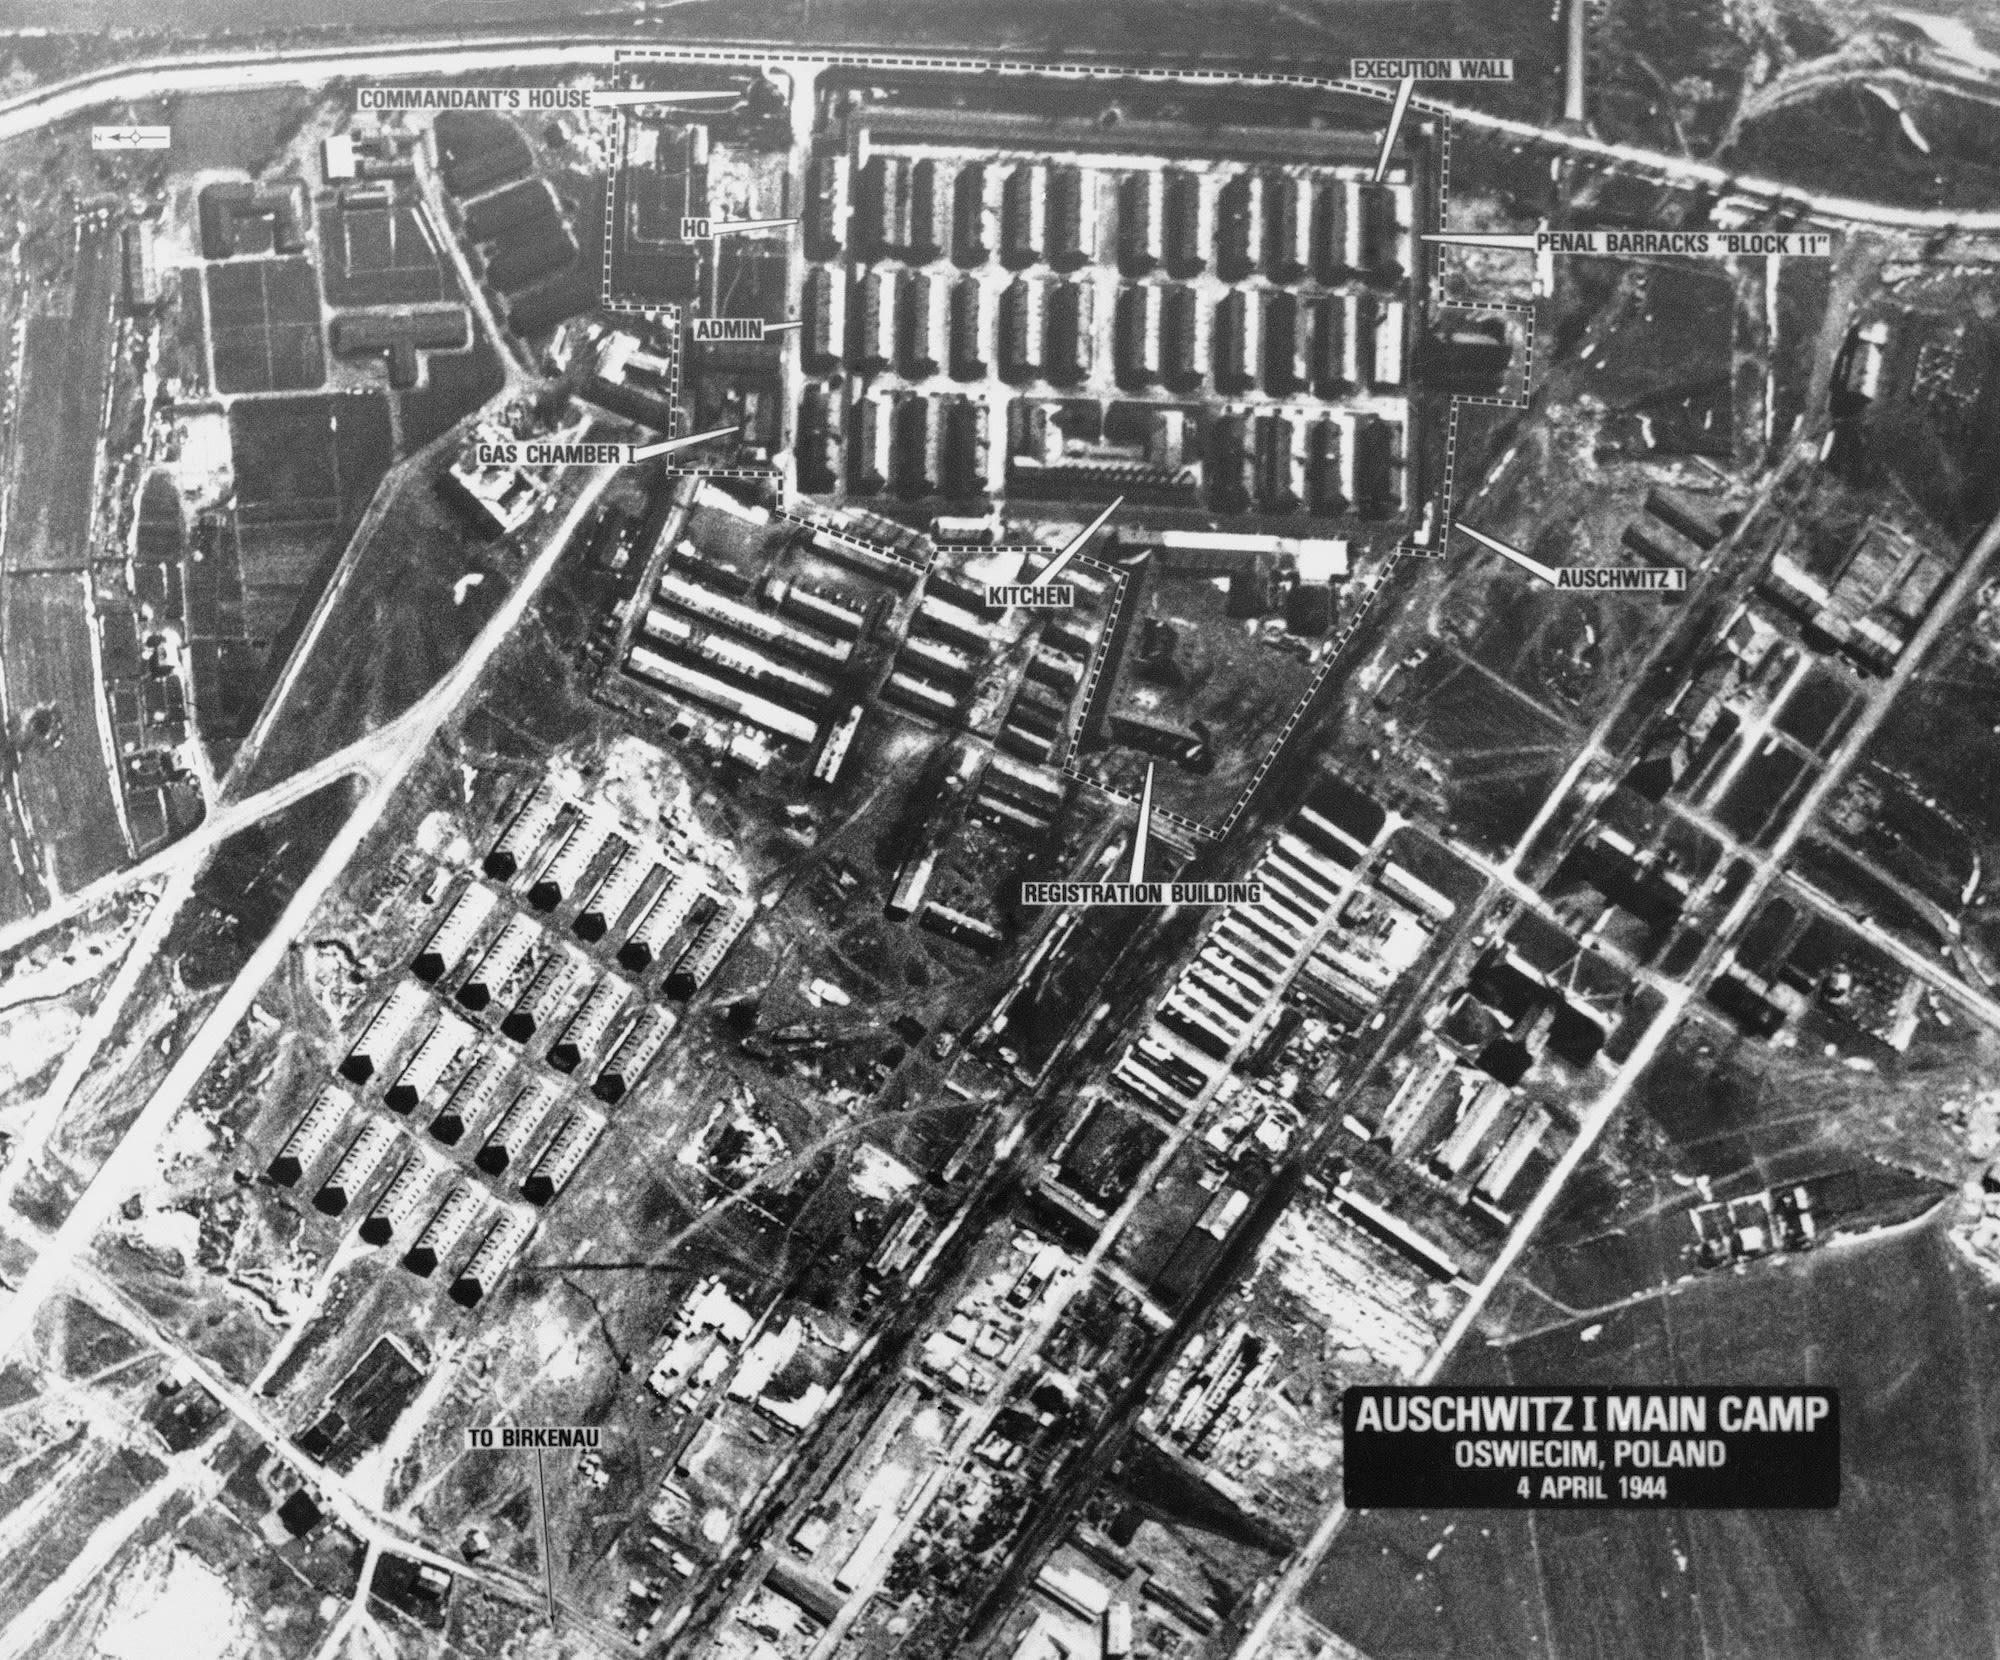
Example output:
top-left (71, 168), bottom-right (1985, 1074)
top-left (182, 394), bottom-right (396, 764)
top-left (1311, 1215), bottom-right (2000, 1660)
top-left (1, 218), bottom-right (127, 905)
top-left (1390, 647), bottom-right (1578, 857)
top-left (318, 198), bottom-right (451, 307)
top-left (204, 259), bottom-right (325, 395)
top-left (159, 87), bottom-right (314, 174)
top-left (1859, 623), bottom-right (2000, 972)
top-left (1075, 563), bottom-right (1321, 831)
top-left (227, 450), bottom-right (511, 795)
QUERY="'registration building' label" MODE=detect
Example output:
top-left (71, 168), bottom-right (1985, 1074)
top-left (1020, 882), bottom-right (1265, 908)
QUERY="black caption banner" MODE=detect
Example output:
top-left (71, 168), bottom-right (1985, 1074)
top-left (1343, 1387), bottom-right (1839, 1509)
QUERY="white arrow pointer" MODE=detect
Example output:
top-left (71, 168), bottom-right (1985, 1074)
top-left (627, 424), bottom-right (739, 462)
top-left (1455, 521), bottom-right (1561, 585)
top-left (1129, 761), bottom-right (1155, 886)
top-left (1031, 496), bottom-right (1122, 586)
top-left (592, 88), bottom-right (740, 108)
top-left (1420, 230), bottom-right (1540, 250)
top-left (1374, 77), bottom-right (1416, 183)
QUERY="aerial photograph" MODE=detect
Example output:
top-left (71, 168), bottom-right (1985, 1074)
top-left (0, 0), bottom-right (1995, 1656)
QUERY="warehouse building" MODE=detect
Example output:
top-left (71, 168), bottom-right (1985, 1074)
top-left (384, 1009), bottom-right (475, 1114)
top-left (573, 845), bottom-right (655, 942)
top-left (485, 783), bottom-right (566, 881)
top-left (665, 899), bottom-right (752, 1000)
top-left (475, 1080), bottom-right (561, 1175)
top-left (428, 1050), bottom-right (509, 1146)
top-left (548, 977), bottom-right (632, 1072)
top-left (456, 915), bottom-right (543, 1014)
top-left (269, 1085), bottom-right (353, 1188)
top-left (340, 981), bottom-right (431, 1085)
top-left (593, 1005), bottom-right (681, 1101)
top-left (413, 882), bottom-right (500, 984)
top-left (359, 1149), bottom-right (441, 1246)
top-left (521, 1111), bottom-right (603, 1206)
top-left (314, 1120), bottom-right (397, 1217)
top-left (448, 1206), bottom-right (536, 1308)
top-left (404, 1183), bottom-right (484, 1278)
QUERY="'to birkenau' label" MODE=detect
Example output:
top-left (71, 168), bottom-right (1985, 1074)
top-left (465, 1425), bottom-right (602, 1450)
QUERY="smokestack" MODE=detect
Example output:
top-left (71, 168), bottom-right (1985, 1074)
top-left (1565, 0), bottom-right (1588, 126)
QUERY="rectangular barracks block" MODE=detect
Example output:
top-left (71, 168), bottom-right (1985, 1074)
top-left (483, 780), bottom-right (566, 880)
top-left (359, 1148), bottom-right (445, 1245)
top-left (412, 881), bottom-right (500, 984)
top-left (314, 1119), bottom-right (398, 1216)
top-left (572, 843), bottom-right (654, 943)
top-left (339, 980), bottom-right (430, 1085)
top-left (521, 1109), bottom-right (603, 1206)
top-left (385, 1008), bottom-right (476, 1113)
top-left (268, 1084), bottom-right (353, 1187)
top-left (404, 1181), bottom-right (485, 1277)
top-left (548, 976), bottom-right (632, 1074)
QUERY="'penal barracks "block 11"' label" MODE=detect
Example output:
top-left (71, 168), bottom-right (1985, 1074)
top-left (1342, 1387), bottom-right (1839, 1508)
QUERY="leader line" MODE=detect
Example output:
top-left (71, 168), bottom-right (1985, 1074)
top-left (1373, 78), bottom-right (1416, 183)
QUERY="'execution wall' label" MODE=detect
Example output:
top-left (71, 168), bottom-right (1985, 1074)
top-left (1343, 1387), bottom-right (1839, 1509)
top-left (1020, 882), bottom-right (1265, 908)
top-left (1351, 58), bottom-right (1514, 80)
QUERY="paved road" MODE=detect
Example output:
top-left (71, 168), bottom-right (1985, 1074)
top-left (0, 465), bottom-right (617, 1372)
top-left (0, 25), bottom-right (1985, 1660)
top-left (0, 35), bottom-right (1994, 235)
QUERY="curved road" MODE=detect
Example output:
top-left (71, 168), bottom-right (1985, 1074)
top-left (0, 31), bottom-right (1995, 236)
top-left (0, 23), bottom-right (1989, 1660)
